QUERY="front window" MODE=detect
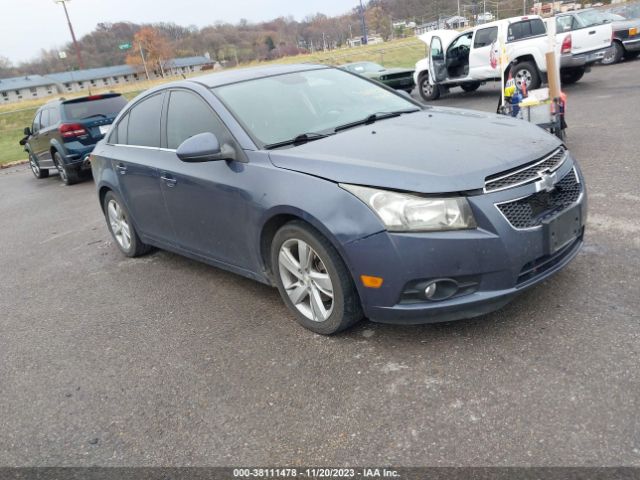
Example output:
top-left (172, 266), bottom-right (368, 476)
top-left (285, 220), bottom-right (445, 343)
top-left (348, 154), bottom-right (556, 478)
top-left (213, 68), bottom-right (417, 147)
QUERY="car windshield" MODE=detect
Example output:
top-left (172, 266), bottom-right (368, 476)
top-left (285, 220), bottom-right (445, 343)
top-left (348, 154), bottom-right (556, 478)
top-left (62, 95), bottom-right (127, 121)
top-left (214, 68), bottom-right (418, 147)
top-left (345, 62), bottom-right (385, 73)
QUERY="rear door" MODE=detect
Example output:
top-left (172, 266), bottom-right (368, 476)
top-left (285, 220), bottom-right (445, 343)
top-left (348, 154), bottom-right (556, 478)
top-left (429, 36), bottom-right (448, 83)
top-left (470, 25), bottom-right (499, 79)
top-left (109, 92), bottom-right (175, 243)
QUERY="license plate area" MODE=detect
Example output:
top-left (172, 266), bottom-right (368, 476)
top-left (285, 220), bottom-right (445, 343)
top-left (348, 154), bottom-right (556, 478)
top-left (98, 125), bottom-right (110, 135)
top-left (544, 205), bottom-right (582, 254)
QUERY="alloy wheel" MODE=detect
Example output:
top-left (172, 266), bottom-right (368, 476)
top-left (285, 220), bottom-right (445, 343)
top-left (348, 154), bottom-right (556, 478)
top-left (514, 69), bottom-right (532, 89)
top-left (422, 82), bottom-right (434, 97)
top-left (107, 199), bottom-right (132, 251)
top-left (29, 156), bottom-right (40, 176)
top-left (55, 162), bottom-right (68, 183)
top-left (278, 238), bottom-right (334, 322)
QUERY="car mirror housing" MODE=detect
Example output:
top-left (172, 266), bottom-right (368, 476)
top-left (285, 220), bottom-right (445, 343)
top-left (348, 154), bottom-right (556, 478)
top-left (176, 132), bottom-right (236, 162)
top-left (24, 127), bottom-right (32, 136)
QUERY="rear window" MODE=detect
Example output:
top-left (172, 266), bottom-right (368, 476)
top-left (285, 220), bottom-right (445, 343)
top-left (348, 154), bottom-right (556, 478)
top-left (62, 95), bottom-right (127, 121)
top-left (507, 19), bottom-right (546, 42)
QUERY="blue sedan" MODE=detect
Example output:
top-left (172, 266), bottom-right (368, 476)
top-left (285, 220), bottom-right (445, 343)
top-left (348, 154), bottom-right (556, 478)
top-left (91, 64), bottom-right (587, 334)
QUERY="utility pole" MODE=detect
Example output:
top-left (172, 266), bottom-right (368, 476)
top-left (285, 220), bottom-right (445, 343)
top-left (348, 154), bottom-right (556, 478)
top-left (54, 0), bottom-right (84, 69)
top-left (138, 42), bottom-right (150, 80)
top-left (359, 0), bottom-right (368, 45)
top-left (523, 0), bottom-right (527, 15)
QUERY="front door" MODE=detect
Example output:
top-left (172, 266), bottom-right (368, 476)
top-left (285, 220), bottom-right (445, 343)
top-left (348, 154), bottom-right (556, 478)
top-left (157, 88), bottom-right (254, 269)
top-left (429, 36), bottom-right (448, 84)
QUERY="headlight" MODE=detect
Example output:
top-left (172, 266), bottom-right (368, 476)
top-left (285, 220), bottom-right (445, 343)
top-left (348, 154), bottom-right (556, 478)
top-left (341, 184), bottom-right (477, 232)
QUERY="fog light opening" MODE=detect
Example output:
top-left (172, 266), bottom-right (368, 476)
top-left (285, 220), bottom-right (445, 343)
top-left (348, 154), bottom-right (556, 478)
top-left (423, 279), bottom-right (459, 301)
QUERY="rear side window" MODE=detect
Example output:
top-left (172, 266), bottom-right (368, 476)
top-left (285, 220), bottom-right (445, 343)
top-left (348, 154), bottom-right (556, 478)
top-left (114, 113), bottom-right (129, 144)
top-left (166, 90), bottom-right (230, 149)
top-left (62, 95), bottom-right (127, 121)
top-left (49, 108), bottom-right (60, 126)
top-left (507, 19), bottom-right (546, 42)
top-left (556, 16), bottom-right (576, 32)
top-left (126, 94), bottom-right (163, 147)
top-left (474, 26), bottom-right (498, 48)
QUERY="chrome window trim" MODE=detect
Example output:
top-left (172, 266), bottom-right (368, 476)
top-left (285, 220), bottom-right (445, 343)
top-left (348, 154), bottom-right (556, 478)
top-left (111, 144), bottom-right (176, 152)
top-left (484, 147), bottom-right (567, 193)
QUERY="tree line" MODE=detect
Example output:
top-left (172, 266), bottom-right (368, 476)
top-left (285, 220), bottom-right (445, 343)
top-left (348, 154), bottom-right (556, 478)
top-left (1, 0), bottom-right (530, 78)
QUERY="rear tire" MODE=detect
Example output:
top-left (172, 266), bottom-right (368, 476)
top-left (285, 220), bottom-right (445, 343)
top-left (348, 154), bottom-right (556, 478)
top-left (560, 67), bottom-right (585, 85)
top-left (271, 221), bottom-right (363, 335)
top-left (460, 81), bottom-right (481, 92)
top-left (29, 153), bottom-right (49, 179)
top-left (53, 151), bottom-right (80, 186)
top-left (513, 61), bottom-right (541, 90)
top-left (418, 73), bottom-right (441, 101)
top-left (103, 191), bottom-right (151, 258)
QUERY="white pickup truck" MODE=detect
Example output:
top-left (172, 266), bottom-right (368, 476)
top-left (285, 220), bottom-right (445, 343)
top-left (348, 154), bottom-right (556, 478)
top-left (413, 14), bottom-right (611, 101)
top-left (546, 9), bottom-right (613, 82)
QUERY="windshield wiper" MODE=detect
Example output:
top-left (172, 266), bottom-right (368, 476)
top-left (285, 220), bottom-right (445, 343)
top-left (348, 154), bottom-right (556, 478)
top-left (264, 132), bottom-right (333, 149)
top-left (333, 109), bottom-right (420, 133)
top-left (80, 113), bottom-right (108, 120)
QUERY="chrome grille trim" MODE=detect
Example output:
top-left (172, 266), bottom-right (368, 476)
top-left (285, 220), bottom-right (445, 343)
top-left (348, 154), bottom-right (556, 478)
top-left (484, 147), bottom-right (567, 193)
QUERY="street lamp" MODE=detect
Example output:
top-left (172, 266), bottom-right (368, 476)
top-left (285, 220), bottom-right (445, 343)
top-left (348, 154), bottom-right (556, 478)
top-left (54, 0), bottom-right (84, 69)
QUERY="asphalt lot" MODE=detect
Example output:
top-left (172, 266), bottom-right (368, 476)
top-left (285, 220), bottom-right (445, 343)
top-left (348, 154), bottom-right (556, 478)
top-left (1, 60), bottom-right (639, 467)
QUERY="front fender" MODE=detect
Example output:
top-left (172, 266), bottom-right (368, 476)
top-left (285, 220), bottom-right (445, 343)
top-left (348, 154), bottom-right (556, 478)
top-left (414, 58), bottom-right (430, 84)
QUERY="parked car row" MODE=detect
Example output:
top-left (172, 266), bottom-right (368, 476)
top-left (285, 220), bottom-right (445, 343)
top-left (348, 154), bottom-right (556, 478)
top-left (410, 11), bottom-right (614, 101)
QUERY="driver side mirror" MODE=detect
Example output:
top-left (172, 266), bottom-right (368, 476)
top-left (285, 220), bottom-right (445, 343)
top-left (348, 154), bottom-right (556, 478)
top-left (24, 126), bottom-right (32, 136)
top-left (176, 132), bottom-right (236, 163)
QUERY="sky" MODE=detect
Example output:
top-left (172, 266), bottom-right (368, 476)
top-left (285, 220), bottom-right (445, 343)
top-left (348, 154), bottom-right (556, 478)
top-left (0, 0), bottom-right (355, 64)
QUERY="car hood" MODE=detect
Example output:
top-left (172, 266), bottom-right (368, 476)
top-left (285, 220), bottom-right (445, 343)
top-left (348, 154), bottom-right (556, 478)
top-left (613, 19), bottom-right (640, 30)
top-left (267, 108), bottom-right (562, 194)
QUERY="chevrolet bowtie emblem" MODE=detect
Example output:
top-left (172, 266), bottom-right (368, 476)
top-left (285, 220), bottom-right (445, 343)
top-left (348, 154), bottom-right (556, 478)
top-left (535, 170), bottom-right (557, 193)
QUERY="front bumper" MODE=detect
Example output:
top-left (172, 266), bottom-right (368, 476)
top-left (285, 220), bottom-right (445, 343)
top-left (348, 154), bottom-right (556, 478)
top-left (560, 47), bottom-right (608, 68)
top-left (622, 37), bottom-right (640, 52)
top-left (342, 155), bottom-right (587, 324)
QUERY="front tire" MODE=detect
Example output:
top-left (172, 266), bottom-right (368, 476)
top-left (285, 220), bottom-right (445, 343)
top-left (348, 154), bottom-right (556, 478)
top-left (53, 151), bottom-right (80, 186)
top-left (560, 67), bottom-right (585, 85)
top-left (29, 153), bottom-right (49, 179)
top-left (418, 73), bottom-right (441, 101)
top-left (103, 191), bottom-right (151, 257)
top-left (271, 221), bottom-right (363, 335)
top-left (601, 42), bottom-right (624, 65)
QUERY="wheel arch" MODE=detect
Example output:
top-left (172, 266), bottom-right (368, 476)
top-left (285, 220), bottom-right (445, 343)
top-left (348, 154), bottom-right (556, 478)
top-left (257, 206), bottom-right (358, 286)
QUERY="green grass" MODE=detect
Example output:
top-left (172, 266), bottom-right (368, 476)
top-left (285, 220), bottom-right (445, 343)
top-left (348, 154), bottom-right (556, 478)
top-left (0, 38), bottom-right (425, 165)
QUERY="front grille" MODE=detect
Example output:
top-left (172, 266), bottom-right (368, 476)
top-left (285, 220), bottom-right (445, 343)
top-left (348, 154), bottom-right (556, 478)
top-left (484, 147), bottom-right (566, 193)
top-left (381, 72), bottom-right (411, 81)
top-left (497, 168), bottom-right (581, 229)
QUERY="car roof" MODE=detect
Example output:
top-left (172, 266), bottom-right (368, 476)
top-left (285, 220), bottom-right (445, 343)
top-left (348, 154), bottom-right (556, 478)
top-left (189, 63), bottom-right (329, 88)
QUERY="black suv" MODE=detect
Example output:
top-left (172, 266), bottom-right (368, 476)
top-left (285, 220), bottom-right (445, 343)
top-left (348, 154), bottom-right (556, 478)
top-left (21, 93), bottom-right (127, 185)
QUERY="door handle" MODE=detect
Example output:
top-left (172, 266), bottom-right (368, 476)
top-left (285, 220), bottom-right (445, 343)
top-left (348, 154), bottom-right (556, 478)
top-left (160, 174), bottom-right (177, 187)
top-left (116, 163), bottom-right (127, 174)
top-left (588, 30), bottom-right (596, 34)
